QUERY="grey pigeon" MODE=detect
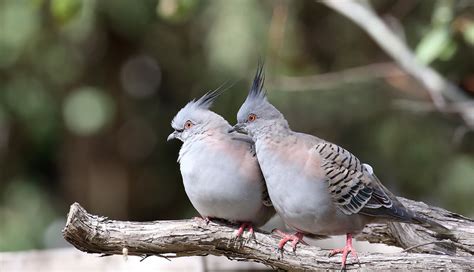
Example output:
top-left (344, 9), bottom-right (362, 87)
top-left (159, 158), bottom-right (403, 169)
top-left (168, 87), bottom-right (274, 237)
top-left (230, 64), bottom-right (451, 268)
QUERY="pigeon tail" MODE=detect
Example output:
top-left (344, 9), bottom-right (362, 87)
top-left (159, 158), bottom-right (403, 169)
top-left (411, 214), bottom-right (455, 240)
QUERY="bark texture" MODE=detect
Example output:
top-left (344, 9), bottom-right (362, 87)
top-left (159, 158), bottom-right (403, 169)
top-left (63, 198), bottom-right (474, 271)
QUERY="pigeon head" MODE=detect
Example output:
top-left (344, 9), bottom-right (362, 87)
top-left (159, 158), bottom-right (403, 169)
top-left (168, 86), bottom-right (229, 142)
top-left (232, 63), bottom-right (287, 137)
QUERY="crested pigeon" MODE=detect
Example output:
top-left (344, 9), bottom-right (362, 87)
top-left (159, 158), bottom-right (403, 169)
top-left (168, 86), bottom-right (274, 237)
top-left (230, 64), bottom-right (451, 268)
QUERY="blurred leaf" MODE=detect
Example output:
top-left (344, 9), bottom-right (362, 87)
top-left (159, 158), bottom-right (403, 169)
top-left (415, 27), bottom-right (451, 64)
top-left (415, 0), bottom-right (456, 64)
top-left (59, 0), bottom-right (97, 43)
top-left (438, 40), bottom-right (457, 61)
top-left (50, 0), bottom-right (82, 25)
top-left (63, 87), bottom-right (115, 136)
top-left (462, 23), bottom-right (474, 46)
top-left (432, 0), bottom-right (453, 26)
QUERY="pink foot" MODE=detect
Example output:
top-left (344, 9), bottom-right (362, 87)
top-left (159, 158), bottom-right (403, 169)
top-left (328, 233), bottom-right (360, 269)
top-left (273, 230), bottom-right (307, 252)
top-left (235, 222), bottom-right (254, 238)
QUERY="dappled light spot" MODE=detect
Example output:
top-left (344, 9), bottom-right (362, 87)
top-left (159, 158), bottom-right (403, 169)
top-left (63, 87), bottom-right (115, 136)
top-left (156, 0), bottom-right (198, 23)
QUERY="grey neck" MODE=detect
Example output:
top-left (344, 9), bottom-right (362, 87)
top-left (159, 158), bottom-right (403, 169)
top-left (251, 120), bottom-right (292, 142)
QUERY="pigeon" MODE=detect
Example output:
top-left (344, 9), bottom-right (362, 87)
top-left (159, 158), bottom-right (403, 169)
top-left (168, 86), bottom-right (274, 238)
top-left (230, 63), bottom-right (451, 268)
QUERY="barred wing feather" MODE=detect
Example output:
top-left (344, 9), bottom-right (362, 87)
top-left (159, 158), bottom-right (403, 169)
top-left (314, 142), bottom-right (392, 216)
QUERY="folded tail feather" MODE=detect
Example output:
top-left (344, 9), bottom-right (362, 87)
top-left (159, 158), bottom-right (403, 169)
top-left (411, 213), bottom-right (455, 239)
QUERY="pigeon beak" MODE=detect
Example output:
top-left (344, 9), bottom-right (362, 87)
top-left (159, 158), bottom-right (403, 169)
top-left (228, 123), bottom-right (246, 134)
top-left (167, 131), bottom-right (178, 141)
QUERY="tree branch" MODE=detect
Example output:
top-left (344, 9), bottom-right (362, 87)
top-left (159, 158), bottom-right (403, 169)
top-left (320, 0), bottom-right (468, 105)
top-left (63, 198), bottom-right (474, 271)
top-left (269, 62), bottom-right (406, 92)
top-left (320, 0), bottom-right (474, 133)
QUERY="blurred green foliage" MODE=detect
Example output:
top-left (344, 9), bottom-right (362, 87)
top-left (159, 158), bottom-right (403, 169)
top-left (50, 0), bottom-right (83, 24)
top-left (0, 179), bottom-right (56, 251)
top-left (0, 0), bottom-right (473, 251)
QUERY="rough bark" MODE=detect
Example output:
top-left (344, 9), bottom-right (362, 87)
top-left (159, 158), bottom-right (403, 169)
top-left (63, 198), bottom-right (474, 271)
top-left (359, 198), bottom-right (474, 256)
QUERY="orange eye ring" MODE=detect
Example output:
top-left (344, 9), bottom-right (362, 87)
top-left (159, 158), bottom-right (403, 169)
top-left (184, 120), bottom-right (193, 129)
top-left (247, 113), bottom-right (257, 122)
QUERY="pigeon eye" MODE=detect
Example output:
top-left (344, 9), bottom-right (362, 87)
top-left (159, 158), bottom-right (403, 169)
top-left (247, 113), bottom-right (257, 122)
top-left (184, 120), bottom-right (194, 129)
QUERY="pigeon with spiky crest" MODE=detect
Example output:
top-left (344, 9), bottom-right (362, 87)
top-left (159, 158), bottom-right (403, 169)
top-left (231, 63), bottom-right (453, 269)
top-left (168, 84), bottom-right (274, 237)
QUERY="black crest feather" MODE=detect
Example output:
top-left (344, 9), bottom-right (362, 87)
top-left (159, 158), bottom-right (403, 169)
top-left (248, 61), bottom-right (266, 99)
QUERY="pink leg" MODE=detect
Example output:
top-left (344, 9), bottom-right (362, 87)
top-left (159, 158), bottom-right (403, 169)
top-left (273, 229), bottom-right (308, 252)
top-left (235, 222), bottom-right (254, 238)
top-left (328, 233), bottom-right (360, 269)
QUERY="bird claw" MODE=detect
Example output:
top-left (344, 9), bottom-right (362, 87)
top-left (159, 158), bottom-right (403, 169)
top-left (274, 246), bottom-right (286, 260)
top-left (235, 222), bottom-right (255, 240)
top-left (272, 229), bottom-right (306, 252)
top-left (328, 233), bottom-right (360, 269)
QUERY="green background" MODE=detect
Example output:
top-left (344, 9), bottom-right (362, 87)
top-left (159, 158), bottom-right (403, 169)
top-left (0, 0), bottom-right (473, 251)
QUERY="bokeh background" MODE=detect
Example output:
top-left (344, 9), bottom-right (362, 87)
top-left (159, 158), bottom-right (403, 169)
top-left (1, 0), bottom-right (473, 252)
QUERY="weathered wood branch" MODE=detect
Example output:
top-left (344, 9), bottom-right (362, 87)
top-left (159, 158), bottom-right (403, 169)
top-left (270, 62), bottom-right (406, 92)
top-left (321, 0), bottom-right (474, 131)
top-left (359, 198), bottom-right (474, 256)
top-left (321, 0), bottom-right (468, 104)
top-left (63, 198), bottom-right (474, 271)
